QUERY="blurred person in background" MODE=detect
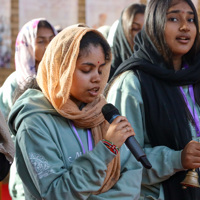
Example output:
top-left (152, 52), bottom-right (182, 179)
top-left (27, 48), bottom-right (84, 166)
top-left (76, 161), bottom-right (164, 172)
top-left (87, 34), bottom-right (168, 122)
top-left (109, 3), bottom-right (146, 80)
top-left (107, 20), bottom-right (119, 48)
top-left (97, 25), bottom-right (110, 39)
top-left (0, 18), bottom-right (57, 199)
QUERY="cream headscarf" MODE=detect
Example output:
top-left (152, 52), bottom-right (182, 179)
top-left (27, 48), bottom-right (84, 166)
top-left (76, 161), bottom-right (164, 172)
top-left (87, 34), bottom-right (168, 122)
top-left (37, 25), bottom-right (120, 194)
top-left (15, 18), bottom-right (57, 90)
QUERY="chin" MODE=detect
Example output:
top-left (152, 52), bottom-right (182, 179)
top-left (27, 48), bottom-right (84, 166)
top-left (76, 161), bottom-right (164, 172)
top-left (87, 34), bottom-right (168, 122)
top-left (85, 97), bottom-right (98, 104)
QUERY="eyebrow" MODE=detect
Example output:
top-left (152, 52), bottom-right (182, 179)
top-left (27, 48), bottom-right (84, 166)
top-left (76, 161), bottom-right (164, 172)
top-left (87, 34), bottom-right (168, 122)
top-left (37, 35), bottom-right (55, 39)
top-left (132, 22), bottom-right (141, 26)
top-left (167, 10), bottom-right (194, 15)
top-left (82, 62), bottom-right (106, 67)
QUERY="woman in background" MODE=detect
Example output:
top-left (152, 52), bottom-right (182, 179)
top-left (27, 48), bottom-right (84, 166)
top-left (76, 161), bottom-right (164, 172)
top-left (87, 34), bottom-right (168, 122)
top-left (109, 3), bottom-right (145, 80)
top-left (0, 18), bottom-right (56, 200)
top-left (0, 18), bottom-right (56, 121)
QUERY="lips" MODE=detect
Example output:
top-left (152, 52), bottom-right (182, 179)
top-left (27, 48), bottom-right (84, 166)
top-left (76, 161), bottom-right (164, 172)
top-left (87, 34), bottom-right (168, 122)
top-left (176, 35), bottom-right (190, 43)
top-left (88, 87), bottom-right (100, 96)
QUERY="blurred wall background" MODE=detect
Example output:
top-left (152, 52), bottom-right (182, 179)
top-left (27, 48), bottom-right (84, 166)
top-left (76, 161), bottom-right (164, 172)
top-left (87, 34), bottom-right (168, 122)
top-left (0, 0), bottom-right (199, 86)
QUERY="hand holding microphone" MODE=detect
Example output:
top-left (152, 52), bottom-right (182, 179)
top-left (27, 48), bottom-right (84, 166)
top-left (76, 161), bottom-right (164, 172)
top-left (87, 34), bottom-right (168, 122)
top-left (105, 115), bottom-right (135, 149)
top-left (102, 103), bottom-right (152, 169)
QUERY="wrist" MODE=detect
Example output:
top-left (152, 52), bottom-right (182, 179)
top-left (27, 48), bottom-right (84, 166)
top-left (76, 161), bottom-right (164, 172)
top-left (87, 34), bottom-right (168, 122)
top-left (102, 139), bottom-right (119, 155)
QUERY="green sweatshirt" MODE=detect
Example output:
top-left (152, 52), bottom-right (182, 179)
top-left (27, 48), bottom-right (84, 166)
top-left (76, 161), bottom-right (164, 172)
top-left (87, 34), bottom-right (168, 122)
top-left (0, 71), bottom-right (17, 121)
top-left (0, 71), bottom-right (25, 200)
top-left (8, 88), bottom-right (142, 200)
top-left (106, 71), bottom-right (200, 200)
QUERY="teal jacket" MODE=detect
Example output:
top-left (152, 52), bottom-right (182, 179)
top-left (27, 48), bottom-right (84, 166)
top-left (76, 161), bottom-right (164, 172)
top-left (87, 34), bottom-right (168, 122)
top-left (0, 71), bottom-right (17, 121)
top-left (8, 88), bottom-right (142, 200)
top-left (0, 71), bottom-right (25, 200)
top-left (107, 71), bottom-right (200, 200)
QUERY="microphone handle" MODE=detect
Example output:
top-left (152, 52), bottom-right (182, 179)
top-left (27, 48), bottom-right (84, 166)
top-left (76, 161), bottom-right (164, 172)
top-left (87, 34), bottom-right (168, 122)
top-left (125, 136), bottom-right (152, 169)
top-left (125, 136), bottom-right (145, 159)
top-left (107, 114), bottom-right (152, 169)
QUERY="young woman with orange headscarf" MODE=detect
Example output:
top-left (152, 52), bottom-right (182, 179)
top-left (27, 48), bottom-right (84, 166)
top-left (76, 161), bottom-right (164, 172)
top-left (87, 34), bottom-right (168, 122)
top-left (8, 25), bottom-right (142, 199)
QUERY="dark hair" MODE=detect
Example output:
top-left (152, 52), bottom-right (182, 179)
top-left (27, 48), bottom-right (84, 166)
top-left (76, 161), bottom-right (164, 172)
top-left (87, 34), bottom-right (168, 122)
top-left (145, 0), bottom-right (199, 68)
top-left (79, 31), bottom-right (111, 62)
top-left (13, 77), bottom-right (40, 105)
top-left (38, 20), bottom-right (54, 32)
top-left (122, 4), bottom-right (146, 48)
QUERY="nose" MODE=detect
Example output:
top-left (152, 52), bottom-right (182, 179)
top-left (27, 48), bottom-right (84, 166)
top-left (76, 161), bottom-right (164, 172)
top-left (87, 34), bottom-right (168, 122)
top-left (179, 21), bottom-right (190, 32)
top-left (44, 42), bottom-right (49, 49)
top-left (91, 70), bottom-right (101, 83)
top-left (45, 39), bottom-right (52, 49)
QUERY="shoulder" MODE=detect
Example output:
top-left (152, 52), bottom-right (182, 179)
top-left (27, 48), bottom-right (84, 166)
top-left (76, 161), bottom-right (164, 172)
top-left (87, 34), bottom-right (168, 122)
top-left (106, 70), bottom-right (143, 105)
top-left (109, 70), bottom-right (141, 94)
top-left (15, 107), bottom-right (70, 144)
top-left (21, 111), bottom-right (66, 132)
top-left (8, 89), bottom-right (60, 136)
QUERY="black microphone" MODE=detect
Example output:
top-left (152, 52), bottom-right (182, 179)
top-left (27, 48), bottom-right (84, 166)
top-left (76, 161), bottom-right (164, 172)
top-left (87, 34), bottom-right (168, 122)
top-left (102, 103), bottom-right (152, 169)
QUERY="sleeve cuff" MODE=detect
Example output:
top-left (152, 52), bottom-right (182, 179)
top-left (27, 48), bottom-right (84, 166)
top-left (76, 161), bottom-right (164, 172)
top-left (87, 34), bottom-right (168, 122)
top-left (90, 141), bottom-right (116, 166)
top-left (170, 150), bottom-right (184, 170)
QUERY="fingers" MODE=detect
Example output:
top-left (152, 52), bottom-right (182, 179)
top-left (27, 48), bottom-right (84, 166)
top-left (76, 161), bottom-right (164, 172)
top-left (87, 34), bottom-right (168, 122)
top-left (125, 126), bottom-right (129, 132)
top-left (112, 116), bottom-right (128, 123)
top-left (184, 141), bottom-right (200, 155)
top-left (104, 116), bottom-right (135, 148)
top-left (182, 141), bottom-right (200, 169)
top-left (112, 116), bottom-right (135, 135)
top-left (123, 126), bottom-right (135, 135)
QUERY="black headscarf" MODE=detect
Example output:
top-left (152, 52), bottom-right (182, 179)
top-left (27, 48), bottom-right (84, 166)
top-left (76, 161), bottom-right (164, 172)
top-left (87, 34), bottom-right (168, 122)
top-left (107, 29), bottom-right (200, 200)
top-left (109, 15), bottom-right (133, 80)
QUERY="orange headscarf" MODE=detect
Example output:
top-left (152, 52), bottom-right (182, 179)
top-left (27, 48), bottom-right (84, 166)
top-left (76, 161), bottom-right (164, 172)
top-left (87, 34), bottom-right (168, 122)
top-left (36, 24), bottom-right (120, 194)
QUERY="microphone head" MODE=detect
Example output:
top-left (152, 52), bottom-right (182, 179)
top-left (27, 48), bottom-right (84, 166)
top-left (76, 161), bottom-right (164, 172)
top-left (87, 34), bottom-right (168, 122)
top-left (102, 103), bottom-right (120, 122)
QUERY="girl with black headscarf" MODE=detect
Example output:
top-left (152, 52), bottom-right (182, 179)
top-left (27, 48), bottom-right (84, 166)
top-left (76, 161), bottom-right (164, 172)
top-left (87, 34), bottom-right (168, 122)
top-left (106, 0), bottom-right (200, 199)
top-left (109, 3), bottom-right (145, 80)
